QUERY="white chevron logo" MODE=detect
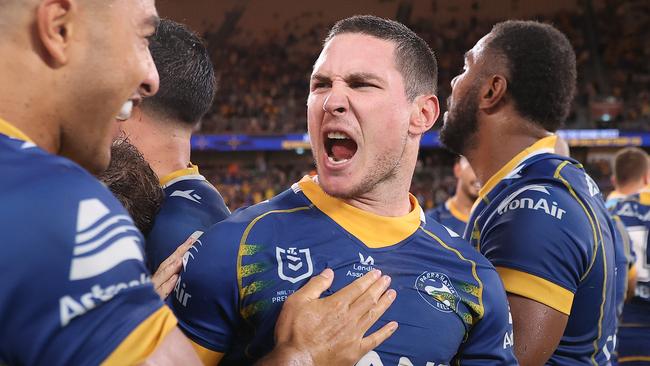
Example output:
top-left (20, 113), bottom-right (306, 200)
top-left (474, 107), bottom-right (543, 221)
top-left (69, 199), bottom-right (142, 281)
top-left (170, 189), bottom-right (202, 203)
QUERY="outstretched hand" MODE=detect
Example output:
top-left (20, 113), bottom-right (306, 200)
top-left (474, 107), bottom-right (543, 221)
top-left (151, 231), bottom-right (203, 299)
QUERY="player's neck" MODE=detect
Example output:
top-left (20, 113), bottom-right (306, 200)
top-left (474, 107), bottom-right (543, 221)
top-left (617, 181), bottom-right (646, 196)
top-left (450, 192), bottom-right (473, 216)
top-left (127, 118), bottom-right (193, 180)
top-left (466, 115), bottom-right (551, 186)
top-left (0, 55), bottom-right (60, 154)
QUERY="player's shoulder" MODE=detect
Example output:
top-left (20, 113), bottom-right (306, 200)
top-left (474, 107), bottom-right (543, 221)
top-left (200, 185), bottom-right (312, 250)
top-left (420, 218), bottom-right (496, 271)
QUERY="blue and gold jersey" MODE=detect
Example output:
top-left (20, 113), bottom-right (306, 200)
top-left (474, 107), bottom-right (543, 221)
top-left (0, 119), bottom-right (176, 365)
top-left (145, 165), bottom-right (230, 272)
top-left (172, 176), bottom-right (517, 365)
top-left (466, 136), bottom-right (618, 365)
top-left (426, 199), bottom-right (468, 235)
top-left (613, 191), bottom-right (650, 325)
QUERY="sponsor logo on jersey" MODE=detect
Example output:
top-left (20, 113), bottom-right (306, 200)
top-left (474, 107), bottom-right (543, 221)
top-left (59, 199), bottom-right (147, 326)
top-left (69, 199), bottom-right (143, 281)
top-left (170, 189), bottom-right (202, 204)
top-left (496, 184), bottom-right (566, 220)
top-left (346, 253), bottom-right (376, 278)
top-left (59, 273), bottom-right (151, 327)
top-left (355, 351), bottom-right (446, 366)
top-left (276, 247), bottom-right (313, 283)
top-left (415, 271), bottom-right (459, 313)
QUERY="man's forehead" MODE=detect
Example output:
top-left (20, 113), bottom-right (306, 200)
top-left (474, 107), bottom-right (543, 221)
top-left (312, 33), bottom-right (396, 75)
top-left (467, 33), bottom-right (493, 62)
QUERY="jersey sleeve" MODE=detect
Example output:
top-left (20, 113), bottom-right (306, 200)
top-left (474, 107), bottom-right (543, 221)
top-left (480, 184), bottom-right (592, 315)
top-left (170, 220), bottom-right (242, 353)
top-left (455, 266), bottom-right (517, 364)
top-left (0, 165), bottom-right (167, 365)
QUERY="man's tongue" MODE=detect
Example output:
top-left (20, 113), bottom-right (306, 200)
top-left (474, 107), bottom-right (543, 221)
top-left (331, 140), bottom-right (357, 160)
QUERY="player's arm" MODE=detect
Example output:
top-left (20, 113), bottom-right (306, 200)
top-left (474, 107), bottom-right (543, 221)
top-left (507, 294), bottom-right (567, 365)
top-left (480, 186), bottom-right (586, 365)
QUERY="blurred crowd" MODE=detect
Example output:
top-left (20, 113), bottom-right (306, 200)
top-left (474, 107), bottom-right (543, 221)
top-left (199, 1), bottom-right (649, 135)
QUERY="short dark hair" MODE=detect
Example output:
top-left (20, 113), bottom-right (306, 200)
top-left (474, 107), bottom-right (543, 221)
top-left (486, 20), bottom-right (576, 132)
top-left (613, 147), bottom-right (649, 187)
top-left (98, 139), bottom-right (164, 235)
top-left (142, 19), bottom-right (216, 126)
top-left (324, 15), bottom-right (437, 100)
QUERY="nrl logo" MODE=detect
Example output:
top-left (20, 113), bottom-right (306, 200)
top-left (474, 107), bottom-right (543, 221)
top-left (415, 271), bottom-right (459, 313)
top-left (276, 247), bottom-right (314, 284)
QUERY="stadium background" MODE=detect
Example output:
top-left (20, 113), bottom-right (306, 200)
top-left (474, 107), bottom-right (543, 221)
top-left (156, 0), bottom-right (648, 210)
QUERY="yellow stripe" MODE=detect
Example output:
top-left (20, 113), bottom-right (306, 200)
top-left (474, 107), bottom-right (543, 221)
top-left (447, 199), bottom-right (469, 223)
top-left (496, 267), bottom-right (574, 315)
top-left (189, 339), bottom-right (224, 365)
top-left (640, 191), bottom-right (650, 206)
top-left (420, 227), bottom-right (484, 320)
top-left (479, 135), bottom-right (557, 200)
top-left (159, 164), bottom-right (200, 186)
top-left (607, 190), bottom-right (625, 202)
top-left (553, 162), bottom-right (608, 365)
top-left (0, 117), bottom-right (33, 143)
top-left (102, 306), bottom-right (177, 365)
top-left (236, 206), bottom-right (311, 306)
top-left (619, 356), bottom-right (650, 363)
top-left (300, 176), bottom-right (422, 248)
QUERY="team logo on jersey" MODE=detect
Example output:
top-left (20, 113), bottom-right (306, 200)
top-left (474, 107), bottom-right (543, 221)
top-left (415, 271), bottom-right (459, 313)
top-left (170, 189), bottom-right (202, 203)
top-left (358, 253), bottom-right (375, 266)
top-left (276, 247), bottom-right (313, 283)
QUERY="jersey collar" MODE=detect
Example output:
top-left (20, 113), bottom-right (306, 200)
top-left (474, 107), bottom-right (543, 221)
top-left (0, 117), bottom-right (34, 143)
top-left (159, 164), bottom-right (200, 186)
top-left (298, 175), bottom-right (423, 248)
top-left (447, 199), bottom-right (469, 223)
top-left (478, 135), bottom-right (557, 201)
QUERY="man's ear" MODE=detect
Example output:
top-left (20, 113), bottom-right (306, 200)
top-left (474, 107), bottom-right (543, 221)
top-left (408, 94), bottom-right (440, 136)
top-left (478, 74), bottom-right (508, 112)
top-left (36, 0), bottom-right (76, 66)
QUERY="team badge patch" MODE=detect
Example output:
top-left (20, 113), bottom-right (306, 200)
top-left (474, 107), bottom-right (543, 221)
top-left (415, 271), bottom-right (459, 313)
top-left (276, 247), bottom-right (313, 284)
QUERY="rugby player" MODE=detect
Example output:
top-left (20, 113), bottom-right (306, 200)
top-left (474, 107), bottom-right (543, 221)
top-left (607, 147), bottom-right (650, 209)
top-left (426, 156), bottom-right (479, 234)
top-left (0, 2), bottom-right (397, 364)
top-left (610, 149), bottom-right (650, 365)
top-left (171, 15), bottom-right (516, 365)
top-left (117, 19), bottom-right (230, 272)
top-left (440, 20), bottom-right (619, 364)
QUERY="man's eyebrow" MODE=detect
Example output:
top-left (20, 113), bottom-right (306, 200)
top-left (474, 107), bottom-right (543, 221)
top-left (310, 73), bottom-right (331, 82)
top-left (345, 72), bottom-right (385, 84)
top-left (464, 51), bottom-right (471, 62)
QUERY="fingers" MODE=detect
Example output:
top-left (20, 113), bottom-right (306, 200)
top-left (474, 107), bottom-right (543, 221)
top-left (359, 321), bottom-right (399, 355)
top-left (357, 288), bottom-right (397, 332)
top-left (327, 269), bottom-right (382, 305)
top-left (157, 273), bottom-right (179, 299)
top-left (290, 268), bottom-right (335, 302)
top-left (349, 274), bottom-right (392, 318)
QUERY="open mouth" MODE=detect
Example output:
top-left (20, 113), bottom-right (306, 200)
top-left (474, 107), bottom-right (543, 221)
top-left (324, 131), bottom-right (358, 164)
top-left (115, 98), bottom-right (141, 121)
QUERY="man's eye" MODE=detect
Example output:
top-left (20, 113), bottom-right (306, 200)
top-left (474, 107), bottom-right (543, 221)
top-left (312, 82), bottom-right (330, 89)
top-left (351, 82), bottom-right (376, 88)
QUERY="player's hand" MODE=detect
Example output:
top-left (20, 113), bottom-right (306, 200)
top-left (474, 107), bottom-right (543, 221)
top-left (151, 231), bottom-right (203, 300)
top-left (268, 268), bottom-right (398, 366)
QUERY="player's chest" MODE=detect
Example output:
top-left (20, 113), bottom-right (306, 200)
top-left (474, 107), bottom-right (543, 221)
top-left (240, 238), bottom-right (473, 364)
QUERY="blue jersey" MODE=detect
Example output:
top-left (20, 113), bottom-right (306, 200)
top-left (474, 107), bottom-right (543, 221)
top-left (466, 136), bottom-right (619, 365)
top-left (426, 199), bottom-right (468, 235)
top-left (613, 191), bottom-right (650, 325)
top-left (172, 176), bottom-right (517, 365)
top-left (146, 166), bottom-right (230, 272)
top-left (0, 119), bottom-right (176, 365)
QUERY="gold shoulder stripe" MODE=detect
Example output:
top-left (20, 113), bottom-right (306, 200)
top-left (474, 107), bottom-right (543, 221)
top-left (496, 267), bottom-right (574, 315)
top-left (0, 118), bottom-right (33, 142)
top-left (102, 306), bottom-right (177, 365)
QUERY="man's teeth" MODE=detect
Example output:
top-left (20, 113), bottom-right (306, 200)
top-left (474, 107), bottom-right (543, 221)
top-left (115, 100), bottom-right (134, 121)
top-left (328, 156), bottom-right (349, 164)
top-left (327, 131), bottom-right (350, 139)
